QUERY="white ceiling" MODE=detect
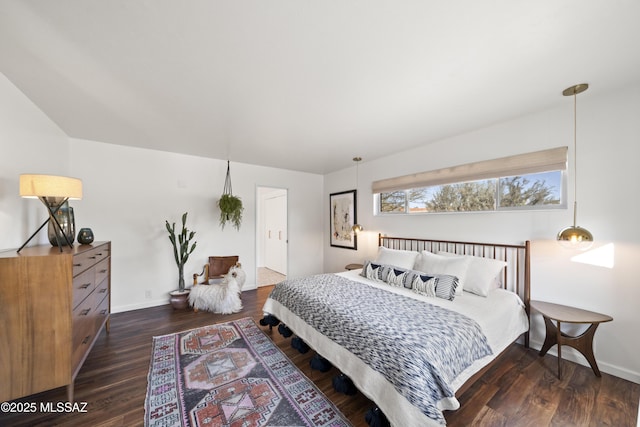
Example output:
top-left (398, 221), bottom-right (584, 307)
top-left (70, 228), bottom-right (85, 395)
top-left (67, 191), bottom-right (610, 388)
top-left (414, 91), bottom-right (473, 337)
top-left (1, 1), bottom-right (639, 174)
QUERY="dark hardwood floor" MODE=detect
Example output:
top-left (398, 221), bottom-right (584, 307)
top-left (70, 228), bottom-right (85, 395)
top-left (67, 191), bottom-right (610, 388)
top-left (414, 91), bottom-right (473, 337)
top-left (1, 286), bottom-right (638, 427)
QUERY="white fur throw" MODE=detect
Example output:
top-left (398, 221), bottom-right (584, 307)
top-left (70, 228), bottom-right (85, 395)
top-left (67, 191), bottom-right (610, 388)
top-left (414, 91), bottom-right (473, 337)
top-left (228, 264), bottom-right (246, 291)
top-left (189, 270), bottom-right (242, 314)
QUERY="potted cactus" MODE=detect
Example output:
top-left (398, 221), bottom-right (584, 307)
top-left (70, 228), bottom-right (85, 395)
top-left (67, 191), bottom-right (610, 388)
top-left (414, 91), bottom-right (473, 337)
top-left (165, 212), bottom-right (197, 309)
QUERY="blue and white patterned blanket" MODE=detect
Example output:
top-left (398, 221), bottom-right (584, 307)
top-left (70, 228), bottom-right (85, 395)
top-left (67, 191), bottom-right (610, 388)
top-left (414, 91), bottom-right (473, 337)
top-left (266, 273), bottom-right (493, 425)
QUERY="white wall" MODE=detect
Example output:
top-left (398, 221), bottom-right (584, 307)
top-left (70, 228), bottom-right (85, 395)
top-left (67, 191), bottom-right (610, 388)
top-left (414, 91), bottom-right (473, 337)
top-left (0, 73), bottom-right (69, 250)
top-left (0, 71), bottom-right (324, 315)
top-left (69, 139), bottom-right (324, 312)
top-left (324, 83), bottom-right (640, 384)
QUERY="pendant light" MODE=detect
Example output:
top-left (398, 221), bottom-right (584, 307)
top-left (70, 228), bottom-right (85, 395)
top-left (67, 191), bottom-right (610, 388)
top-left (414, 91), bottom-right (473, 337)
top-left (557, 83), bottom-right (593, 249)
top-left (352, 157), bottom-right (363, 234)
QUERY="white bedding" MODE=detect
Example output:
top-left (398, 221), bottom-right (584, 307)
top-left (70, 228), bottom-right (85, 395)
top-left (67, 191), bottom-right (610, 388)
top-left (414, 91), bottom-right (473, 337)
top-left (262, 269), bottom-right (529, 427)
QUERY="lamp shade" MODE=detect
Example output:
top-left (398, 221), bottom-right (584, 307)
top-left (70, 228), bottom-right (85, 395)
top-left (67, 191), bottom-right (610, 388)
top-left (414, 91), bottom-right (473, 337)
top-left (557, 225), bottom-right (593, 249)
top-left (19, 174), bottom-right (83, 200)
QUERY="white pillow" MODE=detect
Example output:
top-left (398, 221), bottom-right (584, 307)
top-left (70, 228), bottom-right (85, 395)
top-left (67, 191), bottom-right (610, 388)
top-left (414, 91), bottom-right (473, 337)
top-left (374, 246), bottom-right (419, 270)
top-left (437, 251), bottom-right (507, 297)
top-left (413, 251), bottom-right (472, 295)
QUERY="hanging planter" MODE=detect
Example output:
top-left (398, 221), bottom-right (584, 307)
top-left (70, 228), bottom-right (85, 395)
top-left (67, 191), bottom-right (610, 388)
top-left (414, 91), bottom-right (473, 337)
top-left (218, 161), bottom-right (243, 230)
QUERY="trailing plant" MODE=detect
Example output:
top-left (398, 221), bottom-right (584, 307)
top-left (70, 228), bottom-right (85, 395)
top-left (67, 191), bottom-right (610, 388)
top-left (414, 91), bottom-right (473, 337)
top-left (218, 193), bottom-right (243, 230)
top-left (165, 212), bottom-right (197, 291)
top-left (218, 160), bottom-right (243, 230)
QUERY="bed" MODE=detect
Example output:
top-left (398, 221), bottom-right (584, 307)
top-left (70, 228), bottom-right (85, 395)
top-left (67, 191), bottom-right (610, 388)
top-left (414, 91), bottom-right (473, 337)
top-left (262, 234), bottom-right (530, 426)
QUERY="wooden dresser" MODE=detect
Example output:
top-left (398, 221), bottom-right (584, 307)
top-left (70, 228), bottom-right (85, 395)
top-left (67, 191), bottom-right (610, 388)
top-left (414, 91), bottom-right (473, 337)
top-left (0, 242), bottom-right (111, 402)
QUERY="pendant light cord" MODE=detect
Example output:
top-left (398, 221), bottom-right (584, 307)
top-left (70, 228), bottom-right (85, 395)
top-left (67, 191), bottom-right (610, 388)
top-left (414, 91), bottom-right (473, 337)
top-left (572, 93), bottom-right (578, 228)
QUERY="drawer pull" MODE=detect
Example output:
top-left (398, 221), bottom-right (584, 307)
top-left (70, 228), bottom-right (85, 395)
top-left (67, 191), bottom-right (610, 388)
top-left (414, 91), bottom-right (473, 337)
top-left (80, 283), bottom-right (91, 289)
top-left (73, 263), bottom-right (82, 267)
top-left (99, 288), bottom-right (107, 294)
top-left (80, 308), bottom-right (91, 316)
top-left (82, 335), bottom-right (91, 345)
top-left (96, 253), bottom-right (103, 256)
top-left (99, 269), bottom-right (108, 273)
top-left (89, 256), bottom-right (96, 259)
top-left (100, 310), bottom-right (108, 315)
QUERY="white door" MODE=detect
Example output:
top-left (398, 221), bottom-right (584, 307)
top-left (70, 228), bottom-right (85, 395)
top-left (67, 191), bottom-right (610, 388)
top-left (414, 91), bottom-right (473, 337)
top-left (264, 193), bottom-right (287, 274)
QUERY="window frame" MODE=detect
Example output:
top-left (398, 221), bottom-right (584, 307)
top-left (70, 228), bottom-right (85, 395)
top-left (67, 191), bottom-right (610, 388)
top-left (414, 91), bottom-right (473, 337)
top-left (373, 168), bottom-right (567, 216)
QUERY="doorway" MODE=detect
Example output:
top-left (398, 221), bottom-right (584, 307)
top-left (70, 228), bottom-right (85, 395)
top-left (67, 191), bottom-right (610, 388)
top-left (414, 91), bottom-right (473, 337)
top-left (256, 186), bottom-right (288, 287)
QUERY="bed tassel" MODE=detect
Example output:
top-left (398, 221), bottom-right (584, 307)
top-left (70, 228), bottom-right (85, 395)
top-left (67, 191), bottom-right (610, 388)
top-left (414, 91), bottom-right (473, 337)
top-left (365, 407), bottom-right (390, 427)
top-left (291, 336), bottom-right (310, 353)
top-left (332, 373), bottom-right (357, 395)
top-left (259, 314), bottom-right (280, 330)
top-left (309, 354), bottom-right (333, 372)
top-left (277, 324), bottom-right (293, 337)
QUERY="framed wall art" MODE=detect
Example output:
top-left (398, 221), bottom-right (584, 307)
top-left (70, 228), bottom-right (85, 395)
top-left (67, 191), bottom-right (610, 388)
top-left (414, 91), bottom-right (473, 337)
top-left (330, 189), bottom-right (357, 250)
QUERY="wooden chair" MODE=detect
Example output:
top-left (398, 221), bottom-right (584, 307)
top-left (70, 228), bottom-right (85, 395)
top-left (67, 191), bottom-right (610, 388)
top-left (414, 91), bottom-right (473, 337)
top-left (190, 255), bottom-right (243, 314)
top-left (193, 255), bottom-right (239, 284)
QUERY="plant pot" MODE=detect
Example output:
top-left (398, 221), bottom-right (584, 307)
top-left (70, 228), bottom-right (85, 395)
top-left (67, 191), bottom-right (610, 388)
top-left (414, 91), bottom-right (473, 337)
top-left (169, 289), bottom-right (190, 310)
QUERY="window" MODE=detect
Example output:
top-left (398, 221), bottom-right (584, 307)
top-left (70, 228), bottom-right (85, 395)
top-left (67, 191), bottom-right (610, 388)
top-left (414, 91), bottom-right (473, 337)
top-left (498, 171), bottom-right (561, 208)
top-left (373, 148), bottom-right (566, 215)
top-left (380, 191), bottom-right (406, 213)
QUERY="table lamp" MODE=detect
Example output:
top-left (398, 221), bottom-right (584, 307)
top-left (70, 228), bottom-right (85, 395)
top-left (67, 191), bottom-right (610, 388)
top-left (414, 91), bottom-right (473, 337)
top-left (18, 174), bottom-right (83, 253)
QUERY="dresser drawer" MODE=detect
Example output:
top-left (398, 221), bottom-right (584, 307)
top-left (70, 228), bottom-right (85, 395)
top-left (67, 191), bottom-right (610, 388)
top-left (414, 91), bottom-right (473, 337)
top-left (95, 275), bottom-right (109, 296)
top-left (95, 291), bottom-right (110, 330)
top-left (72, 245), bottom-right (110, 277)
top-left (71, 326), bottom-right (94, 373)
top-left (71, 293), bottom-right (96, 370)
top-left (72, 268), bottom-right (95, 309)
top-left (95, 258), bottom-right (110, 286)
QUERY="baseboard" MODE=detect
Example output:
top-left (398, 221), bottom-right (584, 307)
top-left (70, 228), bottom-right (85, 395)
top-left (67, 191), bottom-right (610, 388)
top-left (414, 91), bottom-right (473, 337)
top-left (529, 338), bottom-right (640, 384)
top-left (112, 299), bottom-right (168, 313)
top-left (112, 286), bottom-right (258, 313)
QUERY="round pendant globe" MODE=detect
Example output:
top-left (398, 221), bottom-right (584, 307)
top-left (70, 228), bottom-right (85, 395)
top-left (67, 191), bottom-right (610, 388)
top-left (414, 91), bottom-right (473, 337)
top-left (557, 225), bottom-right (594, 250)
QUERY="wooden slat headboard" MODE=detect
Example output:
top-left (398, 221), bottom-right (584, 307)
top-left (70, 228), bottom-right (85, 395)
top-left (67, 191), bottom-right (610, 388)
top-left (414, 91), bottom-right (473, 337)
top-left (378, 234), bottom-right (531, 347)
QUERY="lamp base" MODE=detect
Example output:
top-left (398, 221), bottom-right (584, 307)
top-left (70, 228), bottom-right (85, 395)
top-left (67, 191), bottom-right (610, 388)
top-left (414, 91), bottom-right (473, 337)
top-left (48, 202), bottom-right (75, 246)
top-left (17, 197), bottom-right (73, 253)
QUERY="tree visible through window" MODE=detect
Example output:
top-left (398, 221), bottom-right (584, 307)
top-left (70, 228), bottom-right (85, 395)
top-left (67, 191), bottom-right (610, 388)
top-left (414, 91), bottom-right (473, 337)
top-left (377, 170), bottom-right (563, 214)
top-left (499, 172), bottom-right (561, 208)
top-left (380, 191), bottom-right (406, 213)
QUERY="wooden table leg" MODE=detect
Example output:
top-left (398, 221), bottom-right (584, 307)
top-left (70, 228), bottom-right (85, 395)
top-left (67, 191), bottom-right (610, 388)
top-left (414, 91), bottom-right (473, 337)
top-left (538, 316), bottom-right (563, 379)
top-left (538, 315), bottom-right (603, 378)
top-left (558, 323), bottom-right (602, 377)
top-left (539, 315), bottom-right (558, 356)
top-left (67, 382), bottom-right (74, 403)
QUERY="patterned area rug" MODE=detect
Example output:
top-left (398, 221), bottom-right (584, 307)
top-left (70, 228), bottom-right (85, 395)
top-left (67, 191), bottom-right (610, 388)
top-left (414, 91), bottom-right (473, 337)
top-left (145, 317), bottom-right (351, 427)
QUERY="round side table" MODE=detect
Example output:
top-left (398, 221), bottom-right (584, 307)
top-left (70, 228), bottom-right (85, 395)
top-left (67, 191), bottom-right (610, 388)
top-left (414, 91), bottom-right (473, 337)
top-left (531, 300), bottom-right (612, 379)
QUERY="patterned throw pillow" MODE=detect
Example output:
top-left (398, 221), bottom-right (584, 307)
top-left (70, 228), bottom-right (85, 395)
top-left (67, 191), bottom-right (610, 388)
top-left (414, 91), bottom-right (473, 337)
top-left (414, 251), bottom-right (471, 295)
top-left (432, 274), bottom-right (459, 301)
top-left (363, 261), bottom-right (387, 282)
top-left (412, 274), bottom-right (436, 297)
top-left (387, 268), bottom-right (411, 288)
top-left (361, 261), bottom-right (459, 301)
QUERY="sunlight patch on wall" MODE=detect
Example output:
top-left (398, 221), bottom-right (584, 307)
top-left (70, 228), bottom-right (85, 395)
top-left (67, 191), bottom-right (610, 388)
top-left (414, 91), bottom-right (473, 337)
top-left (571, 243), bottom-right (615, 269)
